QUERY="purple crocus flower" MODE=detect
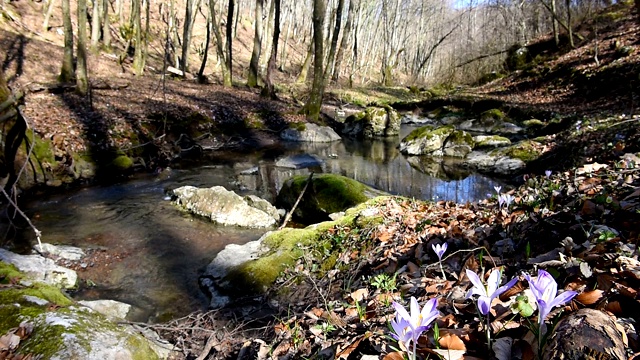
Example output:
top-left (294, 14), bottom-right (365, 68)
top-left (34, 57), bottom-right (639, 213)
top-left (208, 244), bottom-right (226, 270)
top-left (432, 242), bottom-right (448, 260)
top-left (391, 297), bottom-right (439, 360)
top-left (525, 269), bottom-right (577, 333)
top-left (494, 186), bottom-right (502, 194)
top-left (498, 194), bottom-right (515, 208)
top-left (545, 170), bottom-right (552, 178)
top-left (466, 269), bottom-right (518, 315)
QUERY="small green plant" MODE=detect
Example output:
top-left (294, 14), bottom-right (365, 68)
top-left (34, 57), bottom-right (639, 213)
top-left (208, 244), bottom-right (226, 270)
top-left (313, 322), bottom-right (336, 338)
top-left (597, 230), bottom-right (617, 242)
top-left (525, 242), bottom-right (531, 260)
top-left (369, 273), bottom-right (397, 292)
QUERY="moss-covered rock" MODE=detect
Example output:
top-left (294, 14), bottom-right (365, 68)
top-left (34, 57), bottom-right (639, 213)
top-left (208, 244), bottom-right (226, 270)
top-left (201, 199), bottom-right (386, 301)
top-left (342, 106), bottom-right (400, 138)
top-left (399, 125), bottom-right (474, 158)
top-left (0, 260), bottom-right (166, 359)
top-left (109, 154), bottom-right (134, 171)
top-left (492, 140), bottom-right (542, 163)
top-left (276, 174), bottom-right (386, 223)
top-left (473, 135), bottom-right (512, 148)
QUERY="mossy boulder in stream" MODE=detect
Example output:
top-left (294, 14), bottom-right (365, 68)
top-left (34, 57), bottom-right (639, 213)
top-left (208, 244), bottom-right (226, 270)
top-left (200, 199), bottom-right (386, 307)
top-left (399, 125), bottom-right (474, 158)
top-left (276, 174), bottom-right (387, 223)
top-left (342, 106), bottom-right (400, 138)
top-left (0, 261), bottom-right (167, 359)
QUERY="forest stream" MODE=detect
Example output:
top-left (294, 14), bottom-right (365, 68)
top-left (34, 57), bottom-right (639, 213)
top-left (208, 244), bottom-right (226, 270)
top-left (17, 126), bottom-right (505, 323)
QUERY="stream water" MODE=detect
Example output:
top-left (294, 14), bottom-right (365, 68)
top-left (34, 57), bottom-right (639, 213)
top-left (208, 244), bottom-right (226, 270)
top-left (17, 126), bottom-right (505, 322)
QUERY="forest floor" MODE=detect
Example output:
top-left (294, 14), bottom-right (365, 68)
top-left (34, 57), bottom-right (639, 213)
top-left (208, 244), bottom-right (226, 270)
top-left (1, 1), bottom-right (640, 360)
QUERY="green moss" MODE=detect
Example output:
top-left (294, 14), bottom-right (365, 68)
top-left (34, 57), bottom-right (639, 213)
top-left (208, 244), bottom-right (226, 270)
top-left (290, 122), bottom-right (306, 131)
top-left (25, 129), bottom-right (56, 165)
top-left (110, 155), bottom-right (133, 171)
top-left (491, 140), bottom-right (541, 163)
top-left (523, 119), bottom-right (545, 127)
top-left (0, 261), bottom-right (22, 283)
top-left (404, 125), bottom-right (453, 142)
top-left (447, 130), bottom-right (474, 146)
top-left (475, 135), bottom-right (511, 148)
top-left (128, 333), bottom-right (161, 360)
top-left (481, 109), bottom-right (506, 122)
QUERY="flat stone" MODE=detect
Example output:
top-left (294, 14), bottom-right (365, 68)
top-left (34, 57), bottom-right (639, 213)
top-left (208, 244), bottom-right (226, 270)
top-left (275, 154), bottom-right (324, 169)
top-left (34, 243), bottom-right (85, 261)
top-left (280, 123), bottom-right (341, 142)
top-left (79, 299), bottom-right (132, 320)
top-left (0, 248), bottom-right (78, 289)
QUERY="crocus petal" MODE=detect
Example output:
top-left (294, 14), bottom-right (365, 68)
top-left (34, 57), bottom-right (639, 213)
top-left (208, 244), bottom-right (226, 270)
top-left (495, 276), bottom-right (518, 298)
top-left (549, 290), bottom-right (577, 308)
top-left (392, 301), bottom-right (411, 322)
top-left (486, 269), bottom-right (502, 295)
top-left (410, 297), bottom-right (421, 325)
top-left (477, 296), bottom-right (491, 315)
top-left (466, 270), bottom-right (487, 297)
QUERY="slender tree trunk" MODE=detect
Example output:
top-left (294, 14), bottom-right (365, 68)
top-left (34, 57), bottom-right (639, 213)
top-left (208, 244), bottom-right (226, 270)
top-left (60, 0), bottom-right (74, 82)
top-left (262, 0), bottom-right (280, 98)
top-left (324, 0), bottom-right (344, 82)
top-left (226, 0), bottom-right (235, 83)
top-left (198, 11), bottom-right (211, 83)
top-left (209, 0), bottom-right (231, 86)
top-left (303, 0), bottom-right (326, 121)
top-left (76, 0), bottom-right (89, 95)
top-left (565, 0), bottom-right (574, 47)
top-left (91, 0), bottom-right (101, 51)
top-left (181, 0), bottom-right (195, 73)
top-left (332, 0), bottom-right (355, 83)
top-left (42, 0), bottom-right (56, 31)
top-left (248, 0), bottom-right (264, 87)
top-left (132, 0), bottom-right (145, 75)
top-left (278, 3), bottom-right (292, 71)
top-left (102, 0), bottom-right (111, 48)
top-left (260, 0), bottom-right (275, 70)
top-left (296, 41), bottom-right (313, 84)
top-left (551, 0), bottom-right (559, 46)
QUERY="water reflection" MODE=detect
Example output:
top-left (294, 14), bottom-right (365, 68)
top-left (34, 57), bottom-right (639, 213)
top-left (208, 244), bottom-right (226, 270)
top-left (18, 128), bottom-right (502, 322)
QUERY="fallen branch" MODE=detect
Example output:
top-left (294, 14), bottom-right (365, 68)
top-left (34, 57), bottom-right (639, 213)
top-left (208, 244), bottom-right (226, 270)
top-left (279, 172), bottom-right (314, 229)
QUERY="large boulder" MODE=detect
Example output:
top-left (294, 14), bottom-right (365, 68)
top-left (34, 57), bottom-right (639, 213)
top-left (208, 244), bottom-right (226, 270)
top-left (171, 186), bottom-right (280, 228)
top-left (342, 106), bottom-right (401, 138)
top-left (276, 174), bottom-right (386, 223)
top-left (399, 125), bottom-right (474, 158)
top-left (280, 123), bottom-right (341, 142)
top-left (0, 248), bottom-right (77, 289)
top-left (463, 140), bottom-right (543, 175)
top-left (0, 261), bottom-right (169, 359)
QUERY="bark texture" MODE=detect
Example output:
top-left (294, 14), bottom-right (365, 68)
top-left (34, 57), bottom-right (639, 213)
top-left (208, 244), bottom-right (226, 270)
top-left (542, 309), bottom-right (626, 360)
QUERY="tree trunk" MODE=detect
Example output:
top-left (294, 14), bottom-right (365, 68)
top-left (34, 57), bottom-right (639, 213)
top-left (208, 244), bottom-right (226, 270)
top-left (226, 0), bottom-right (235, 84)
top-left (278, 3), bottom-right (292, 71)
top-left (247, 0), bottom-right (264, 87)
top-left (42, 0), bottom-right (56, 31)
top-left (76, 0), bottom-right (89, 95)
top-left (323, 0), bottom-right (344, 83)
top-left (208, 0), bottom-right (232, 86)
top-left (565, 0), bottom-right (574, 48)
top-left (132, 0), bottom-right (145, 75)
top-left (197, 11), bottom-right (211, 83)
top-left (332, 0), bottom-right (355, 83)
top-left (91, 0), bottom-right (101, 51)
top-left (60, 0), bottom-right (75, 83)
top-left (102, 0), bottom-right (111, 48)
top-left (296, 41), bottom-right (313, 84)
top-left (262, 0), bottom-right (280, 99)
top-left (551, 0), bottom-right (559, 46)
top-left (181, 0), bottom-right (194, 73)
top-left (303, 0), bottom-right (326, 121)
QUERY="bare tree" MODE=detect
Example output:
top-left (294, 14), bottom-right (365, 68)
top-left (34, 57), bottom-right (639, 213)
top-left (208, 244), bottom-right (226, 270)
top-left (59, 0), bottom-right (74, 83)
top-left (226, 0), bottom-right (235, 84)
top-left (132, 0), bottom-right (145, 75)
top-left (324, 0), bottom-right (344, 82)
top-left (248, 0), bottom-right (264, 87)
top-left (332, 0), bottom-right (356, 83)
top-left (76, 0), bottom-right (89, 95)
top-left (102, 0), bottom-right (111, 48)
top-left (262, 0), bottom-right (280, 98)
top-left (91, 0), bottom-right (101, 51)
top-left (208, 0), bottom-right (232, 86)
top-left (302, 0), bottom-right (326, 121)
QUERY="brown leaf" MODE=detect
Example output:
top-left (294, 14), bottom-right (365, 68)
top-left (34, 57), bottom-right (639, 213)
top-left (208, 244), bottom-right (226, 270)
top-left (337, 333), bottom-right (370, 359)
top-left (382, 351), bottom-right (406, 360)
top-left (575, 290), bottom-right (604, 305)
top-left (604, 301), bottom-right (623, 315)
top-left (350, 288), bottom-right (369, 302)
top-left (439, 334), bottom-right (466, 351)
top-left (429, 348), bottom-right (465, 360)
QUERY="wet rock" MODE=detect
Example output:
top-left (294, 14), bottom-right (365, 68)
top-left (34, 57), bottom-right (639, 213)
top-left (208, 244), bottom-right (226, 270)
top-left (172, 186), bottom-right (279, 228)
top-left (34, 243), bottom-right (85, 261)
top-left (342, 106), bottom-right (401, 138)
top-left (464, 151), bottom-right (526, 175)
top-left (0, 248), bottom-right (78, 289)
top-left (280, 123), bottom-right (341, 142)
top-left (400, 113), bottom-right (436, 126)
top-left (78, 299), bottom-right (132, 320)
top-left (275, 153), bottom-right (324, 169)
top-left (276, 174), bottom-right (387, 223)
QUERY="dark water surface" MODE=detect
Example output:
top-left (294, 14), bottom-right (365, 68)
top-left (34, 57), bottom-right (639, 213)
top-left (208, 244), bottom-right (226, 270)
top-left (20, 127), bottom-right (504, 322)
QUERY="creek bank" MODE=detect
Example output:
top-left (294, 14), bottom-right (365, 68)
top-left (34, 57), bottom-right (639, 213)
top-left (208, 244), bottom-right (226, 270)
top-left (0, 253), bottom-right (173, 359)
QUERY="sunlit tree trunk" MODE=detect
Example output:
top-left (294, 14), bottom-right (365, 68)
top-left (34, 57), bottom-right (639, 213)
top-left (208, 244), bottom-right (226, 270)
top-left (551, 0), bottom-right (560, 46)
top-left (262, 0), bottom-right (280, 98)
top-left (565, 0), bottom-right (574, 47)
top-left (324, 0), bottom-right (344, 82)
top-left (76, 0), bottom-right (89, 95)
top-left (332, 0), bottom-right (355, 83)
top-left (102, 0), bottom-right (111, 48)
top-left (132, 0), bottom-right (145, 75)
top-left (42, 0), bottom-right (56, 31)
top-left (60, 0), bottom-right (74, 82)
top-left (248, 0), bottom-right (264, 87)
top-left (208, 0), bottom-right (232, 86)
top-left (91, 0), bottom-right (101, 51)
top-left (296, 41), bottom-right (313, 84)
top-left (303, 0), bottom-right (326, 121)
top-left (181, 0), bottom-right (195, 72)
